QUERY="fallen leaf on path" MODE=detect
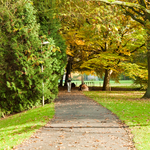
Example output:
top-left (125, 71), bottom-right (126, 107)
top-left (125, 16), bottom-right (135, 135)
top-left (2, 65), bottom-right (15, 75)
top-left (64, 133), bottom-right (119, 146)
top-left (59, 135), bottom-right (65, 138)
top-left (95, 139), bottom-right (100, 142)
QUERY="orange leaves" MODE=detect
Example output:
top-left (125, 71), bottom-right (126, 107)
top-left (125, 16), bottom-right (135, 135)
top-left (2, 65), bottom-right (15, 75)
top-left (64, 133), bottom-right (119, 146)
top-left (66, 47), bottom-right (74, 56)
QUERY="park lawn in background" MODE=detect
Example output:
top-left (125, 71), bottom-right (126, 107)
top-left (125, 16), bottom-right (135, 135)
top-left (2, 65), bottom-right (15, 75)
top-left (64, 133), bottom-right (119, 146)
top-left (0, 103), bottom-right (55, 150)
top-left (72, 80), bottom-right (139, 87)
top-left (83, 91), bottom-right (150, 150)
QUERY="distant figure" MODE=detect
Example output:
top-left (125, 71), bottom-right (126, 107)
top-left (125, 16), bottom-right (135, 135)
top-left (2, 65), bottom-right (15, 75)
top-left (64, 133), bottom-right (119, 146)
top-left (67, 74), bottom-right (72, 92)
top-left (79, 83), bottom-right (89, 91)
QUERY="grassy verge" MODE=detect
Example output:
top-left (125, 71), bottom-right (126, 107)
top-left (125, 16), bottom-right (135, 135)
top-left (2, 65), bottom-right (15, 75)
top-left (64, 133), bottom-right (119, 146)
top-left (0, 103), bottom-right (55, 150)
top-left (83, 91), bottom-right (150, 150)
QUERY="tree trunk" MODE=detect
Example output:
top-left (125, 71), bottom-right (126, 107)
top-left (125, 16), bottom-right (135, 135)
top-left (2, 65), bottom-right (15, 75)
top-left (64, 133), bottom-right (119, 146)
top-left (143, 31), bottom-right (150, 98)
top-left (81, 72), bottom-right (84, 84)
top-left (64, 57), bottom-right (72, 86)
top-left (102, 69), bottom-right (113, 91)
top-left (142, 9), bottom-right (150, 98)
top-left (59, 77), bottom-right (63, 87)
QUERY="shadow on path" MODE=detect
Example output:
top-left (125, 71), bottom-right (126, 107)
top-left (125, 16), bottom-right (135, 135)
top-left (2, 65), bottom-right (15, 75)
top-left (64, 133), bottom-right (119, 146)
top-left (15, 90), bottom-right (135, 150)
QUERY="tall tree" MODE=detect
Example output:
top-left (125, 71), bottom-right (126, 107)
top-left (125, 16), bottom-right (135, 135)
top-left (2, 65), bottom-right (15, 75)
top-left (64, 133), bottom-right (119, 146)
top-left (57, 1), bottom-right (89, 85)
top-left (58, 0), bottom-right (146, 90)
top-left (0, 0), bottom-right (65, 116)
top-left (89, 0), bottom-right (150, 97)
top-left (33, 0), bottom-right (67, 93)
top-left (0, 0), bottom-right (42, 113)
top-left (80, 6), bottom-right (145, 90)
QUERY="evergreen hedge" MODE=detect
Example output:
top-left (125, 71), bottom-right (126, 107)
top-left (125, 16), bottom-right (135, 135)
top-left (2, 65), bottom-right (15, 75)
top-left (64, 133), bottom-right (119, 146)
top-left (0, 0), bottom-right (67, 116)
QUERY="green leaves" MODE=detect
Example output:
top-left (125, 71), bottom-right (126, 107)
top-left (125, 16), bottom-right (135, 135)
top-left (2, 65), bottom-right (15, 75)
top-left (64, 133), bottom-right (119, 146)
top-left (0, 0), bottom-right (41, 114)
top-left (6, 81), bottom-right (11, 88)
top-left (0, 0), bottom-right (67, 116)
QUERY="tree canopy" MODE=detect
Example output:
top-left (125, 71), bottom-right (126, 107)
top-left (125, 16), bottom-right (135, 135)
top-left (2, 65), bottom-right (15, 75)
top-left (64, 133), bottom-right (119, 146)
top-left (89, 0), bottom-right (150, 98)
top-left (57, 0), bottom-right (147, 90)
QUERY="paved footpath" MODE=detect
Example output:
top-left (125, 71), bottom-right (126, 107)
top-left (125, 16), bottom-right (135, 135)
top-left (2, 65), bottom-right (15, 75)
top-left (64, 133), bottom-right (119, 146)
top-left (15, 90), bottom-right (135, 150)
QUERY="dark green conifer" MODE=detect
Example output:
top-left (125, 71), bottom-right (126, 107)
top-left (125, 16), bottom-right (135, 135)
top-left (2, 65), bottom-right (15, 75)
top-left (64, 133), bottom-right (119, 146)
top-left (33, 0), bottom-right (67, 98)
top-left (0, 0), bottom-right (41, 114)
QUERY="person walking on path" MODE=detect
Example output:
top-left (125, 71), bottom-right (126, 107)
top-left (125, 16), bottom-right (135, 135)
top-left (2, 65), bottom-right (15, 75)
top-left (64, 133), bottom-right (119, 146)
top-left (15, 90), bottom-right (135, 150)
top-left (67, 74), bottom-right (71, 92)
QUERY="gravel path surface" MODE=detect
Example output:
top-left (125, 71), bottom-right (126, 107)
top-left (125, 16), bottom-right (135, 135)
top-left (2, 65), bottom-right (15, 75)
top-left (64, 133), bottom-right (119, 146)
top-left (15, 90), bottom-right (135, 150)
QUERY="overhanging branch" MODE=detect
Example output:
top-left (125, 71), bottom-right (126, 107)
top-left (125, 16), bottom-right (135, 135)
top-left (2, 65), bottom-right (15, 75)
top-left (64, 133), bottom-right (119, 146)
top-left (125, 8), bottom-right (145, 25)
top-left (138, 0), bottom-right (146, 8)
top-left (88, 0), bottom-right (150, 14)
top-left (129, 7), bottom-right (145, 17)
top-left (131, 43), bottom-right (145, 53)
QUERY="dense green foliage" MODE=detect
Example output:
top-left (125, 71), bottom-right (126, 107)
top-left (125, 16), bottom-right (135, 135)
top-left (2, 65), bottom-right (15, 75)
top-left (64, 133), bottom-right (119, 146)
top-left (0, 1), bottom-right (41, 114)
top-left (33, 0), bottom-right (67, 97)
top-left (0, 0), bottom-right (67, 116)
top-left (123, 50), bottom-right (148, 89)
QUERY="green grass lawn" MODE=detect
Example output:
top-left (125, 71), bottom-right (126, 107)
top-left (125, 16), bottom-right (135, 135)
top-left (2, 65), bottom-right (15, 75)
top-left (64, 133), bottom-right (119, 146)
top-left (83, 91), bottom-right (150, 150)
top-left (0, 103), bottom-right (55, 150)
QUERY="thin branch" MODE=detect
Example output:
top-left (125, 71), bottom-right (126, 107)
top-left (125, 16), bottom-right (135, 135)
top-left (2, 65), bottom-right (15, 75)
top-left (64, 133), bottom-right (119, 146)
top-left (100, 46), bottom-right (105, 51)
top-left (130, 43), bottom-right (145, 53)
top-left (71, 0), bottom-right (88, 14)
top-left (129, 7), bottom-right (145, 17)
top-left (138, 0), bottom-right (146, 8)
top-left (125, 9), bottom-right (145, 25)
top-left (122, 39), bottom-right (132, 47)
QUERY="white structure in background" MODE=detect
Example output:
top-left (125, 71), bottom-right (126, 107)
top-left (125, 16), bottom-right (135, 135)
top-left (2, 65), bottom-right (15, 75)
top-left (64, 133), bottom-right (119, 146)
top-left (88, 74), bottom-right (99, 81)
